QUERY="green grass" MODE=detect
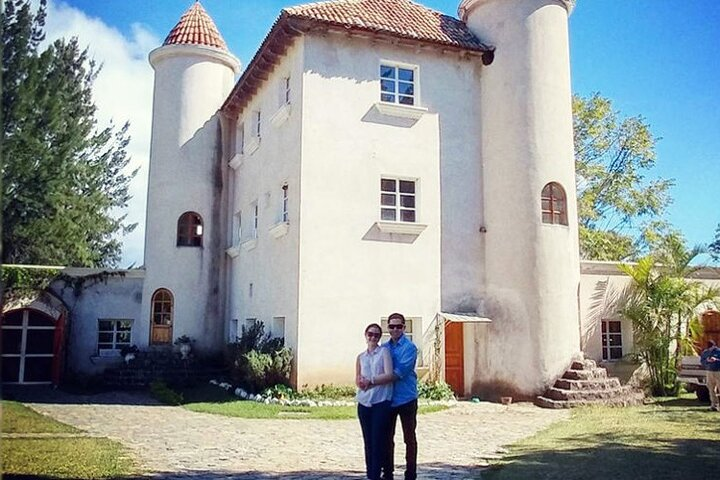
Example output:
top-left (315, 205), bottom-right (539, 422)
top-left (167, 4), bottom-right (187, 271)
top-left (184, 399), bottom-right (448, 420)
top-left (1, 401), bottom-right (138, 479)
top-left (484, 394), bottom-right (720, 480)
top-left (180, 384), bottom-right (448, 419)
top-left (2, 400), bottom-right (79, 434)
top-left (2, 438), bottom-right (136, 479)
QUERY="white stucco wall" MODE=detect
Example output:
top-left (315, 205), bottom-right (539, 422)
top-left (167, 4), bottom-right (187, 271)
top-left (579, 261), bottom-right (720, 363)
top-left (462, 0), bottom-right (580, 398)
top-left (295, 34), bottom-right (448, 386)
top-left (226, 39), bottom-right (305, 366)
top-left (49, 269), bottom-right (145, 376)
top-left (142, 45), bottom-right (240, 352)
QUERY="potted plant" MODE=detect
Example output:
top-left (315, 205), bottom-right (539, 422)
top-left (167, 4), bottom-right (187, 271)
top-left (174, 335), bottom-right (194, 360)
top-left (120, 344), bottom-right (139, 364)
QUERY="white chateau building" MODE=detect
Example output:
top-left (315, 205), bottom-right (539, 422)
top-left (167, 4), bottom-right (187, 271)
top-left (3, 0), bottom-right (717, 399)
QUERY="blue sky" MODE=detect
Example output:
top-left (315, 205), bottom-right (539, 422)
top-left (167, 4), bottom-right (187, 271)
top-left (48, 1), bottom-right (720, 265)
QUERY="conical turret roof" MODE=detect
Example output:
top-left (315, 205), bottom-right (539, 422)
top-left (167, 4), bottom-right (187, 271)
top-left (163, 1), bottom-right (229, 51)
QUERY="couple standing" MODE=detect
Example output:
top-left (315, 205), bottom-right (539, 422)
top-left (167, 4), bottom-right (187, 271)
top-left (356, 312), bottom-right (418, 480)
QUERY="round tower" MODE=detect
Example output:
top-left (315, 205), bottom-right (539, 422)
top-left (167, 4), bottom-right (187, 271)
top-left (142, 2), bottom-right (240, 350)
top-left (460, 0), bottom-right (581, 397)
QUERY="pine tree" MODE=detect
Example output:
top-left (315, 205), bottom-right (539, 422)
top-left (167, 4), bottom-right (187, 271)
top-left (2, 0), bottom-right (137, 267)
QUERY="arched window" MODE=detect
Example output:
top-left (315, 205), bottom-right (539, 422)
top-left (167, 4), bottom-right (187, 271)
top-left (541, 182), bottom-right (568, 225)
top-left (177, 212), bottom-right (203, 247)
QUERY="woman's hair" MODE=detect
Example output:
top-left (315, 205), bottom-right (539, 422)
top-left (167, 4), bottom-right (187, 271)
top-left (365, 323), bottom-right (382, 335)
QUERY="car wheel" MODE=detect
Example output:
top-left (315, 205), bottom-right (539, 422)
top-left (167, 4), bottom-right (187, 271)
top-left (696, 386), bottom-right (710, 403)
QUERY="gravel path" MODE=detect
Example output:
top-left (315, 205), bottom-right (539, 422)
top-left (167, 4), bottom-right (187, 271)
top-left (19, 390), bottom-right (568, 479)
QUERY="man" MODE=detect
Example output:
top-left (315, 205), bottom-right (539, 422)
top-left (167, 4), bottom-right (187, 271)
top-left (383, 312), bottom-right (418, 480)
top-left (701, 340), bottom-right (720, 411)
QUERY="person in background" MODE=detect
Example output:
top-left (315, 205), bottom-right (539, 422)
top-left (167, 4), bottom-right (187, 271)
top-left (356, 323), bottom-right (394, 479)
top-left (701, 340), bottom-right (720, 411)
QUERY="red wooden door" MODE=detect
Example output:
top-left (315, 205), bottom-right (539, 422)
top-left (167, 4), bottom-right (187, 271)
top-left (444, 321), bottom-right (464, 397)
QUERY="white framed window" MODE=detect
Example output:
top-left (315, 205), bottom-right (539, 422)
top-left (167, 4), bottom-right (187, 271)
top-left (252, 201), bottom-right (259, 238)
top-left (380, 178), bottom-right (416, 223)
top-left (281, 184), bottom-right (289, 223)
top-left (253, 110), bottom-right (261, 138)
top-left (237, 122), bottom-right (245, 154)
top-left (229, 318), bottom-right (239, 342)
top-left (272, 316), bottom-right (286, 342)
top-left (380, 63), bottom-right (416, 106)
top-left (243, 318), bottom-right (257, 336)
top-left (97, 319), bottom-right (133, 354)
top-left (380, 316), bottom-right (419, 344)
top-left (233, 211), bottom-right (242, 244)
top-left (601, 319), bottom-right (623, 360)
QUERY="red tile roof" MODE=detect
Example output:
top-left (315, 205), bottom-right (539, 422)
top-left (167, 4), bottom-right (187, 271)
top-left (283, 0), bottom-right (489, 52)
top-left (163, 1), bottom-right (228, 51)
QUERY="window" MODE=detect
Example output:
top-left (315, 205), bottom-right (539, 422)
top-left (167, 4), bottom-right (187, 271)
top-left (381, 178), bottom-right (416, 222)
top-left (601, 320), bottom-right (623, 360)
top-left (541, 182), bottom-right (568, 225)
top-left (283, 76), bottom-right (291, 105)
top-left (380, 316), bottom-right (418, 344)
top-left (380, 64), bottom-right (416, 106)
top-left (237, 123), bottom-right (245, 154)
top-left (151, 289), bottom-right (173, 326)
top-left (234, 211), bottom-right (242, 244)
top-left (97, 319), bottom-right (133, 354)
top-left (177, 212), bottom-right (203, 246)
top-left (252, 202), bottom-right (259, 238)
top-left (229, 319), bottom-right (239, 342)
top-left (253, 110), bottom-right (261, 138)
top-left (243, 318), bottom-right (258, 335)
top-left (281, 184), bottom-right (289, 223)
top-left (272, 316), bottom-right (286, 342)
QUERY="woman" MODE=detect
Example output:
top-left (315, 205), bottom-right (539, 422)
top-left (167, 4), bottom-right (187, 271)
top-left (356, 323), bottom-right (394, 480)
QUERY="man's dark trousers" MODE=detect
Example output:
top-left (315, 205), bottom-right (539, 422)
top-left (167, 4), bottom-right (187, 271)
top-left (383, 399), bottom-right (417, 480)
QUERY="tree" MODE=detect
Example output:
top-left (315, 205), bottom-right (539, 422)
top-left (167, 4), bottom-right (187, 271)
top-left (710, 224), bottom-right (720, 262)
top-left (2, 0), bottom-right (137, 267)
top-left (619, 240), bottom-right (718, 396)
top-left (574, 93), bottom-right (674, 261)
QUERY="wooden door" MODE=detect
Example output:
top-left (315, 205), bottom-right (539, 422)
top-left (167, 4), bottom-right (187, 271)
top-left (444, 321), bottom-right (464, 397)
top-left (700, 311), bottom-right (720, 350)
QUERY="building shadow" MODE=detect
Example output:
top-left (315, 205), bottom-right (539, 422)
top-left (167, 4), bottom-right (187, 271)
top-left (1, 385), bottom-right (162, 406)
top-left (3, 462), bottom-right (486, 479)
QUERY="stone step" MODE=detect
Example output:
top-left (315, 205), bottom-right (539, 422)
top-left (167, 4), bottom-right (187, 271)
top-left (562, 367), bottom-right (607, 381)
top-left (545, 386), bottom-right (635, 402)
top-left (554, 377), bottom-right (621, 391)
top-left (535, 390), bottom-right (645, 409)
top-left (570, 359), bottom-right (597, 371)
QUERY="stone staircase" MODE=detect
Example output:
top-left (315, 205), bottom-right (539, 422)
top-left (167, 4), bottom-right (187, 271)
top-left (103, 348), bottom-right (227, 388)
top-left (536, 359), bottom-right (645, 409)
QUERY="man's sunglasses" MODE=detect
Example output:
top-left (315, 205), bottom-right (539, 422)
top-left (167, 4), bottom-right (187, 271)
top-left (388, 324), bottom-right (404, 330)
top-left (366, 332), bottom-right (381, 338)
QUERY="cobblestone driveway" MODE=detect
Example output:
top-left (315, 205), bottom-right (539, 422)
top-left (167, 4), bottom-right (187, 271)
top-left (21, 391), bottom-right (568, 479)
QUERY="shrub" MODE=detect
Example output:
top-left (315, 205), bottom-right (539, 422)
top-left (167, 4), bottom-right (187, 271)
top-left (418, 380), bottom-right (455, 400)
top-left (150, 380), bottom-right (184, 405)
top-left (227, 320), bottom-right (293, 392)
top-left (298, 384), bottom-right (356, 400)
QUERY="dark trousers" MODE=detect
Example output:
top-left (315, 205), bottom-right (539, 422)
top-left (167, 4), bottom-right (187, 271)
top-left (383, 399), bottom-right (418, 480)
top-left (358, 400), bottom-right (392, 480)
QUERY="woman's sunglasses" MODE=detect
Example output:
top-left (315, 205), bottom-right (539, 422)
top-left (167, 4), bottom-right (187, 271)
top-left (366, 332), bottom-right (381, 339)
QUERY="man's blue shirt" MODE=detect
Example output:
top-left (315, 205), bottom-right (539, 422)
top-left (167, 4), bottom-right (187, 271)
top-left (386, 334), bottom-right (418, 407)
top-left (701, 346), bottom-right (720, 372)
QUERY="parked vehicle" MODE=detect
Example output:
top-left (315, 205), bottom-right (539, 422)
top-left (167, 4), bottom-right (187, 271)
top-left (679, 311), bottom-right (720, 402)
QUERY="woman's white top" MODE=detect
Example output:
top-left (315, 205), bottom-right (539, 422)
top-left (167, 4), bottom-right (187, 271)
top-left (356, 345), bottom-right (393, 407)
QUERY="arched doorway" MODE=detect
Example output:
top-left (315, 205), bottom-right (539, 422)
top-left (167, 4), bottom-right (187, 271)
top-left (1, 309), bottom-right (59, 384)
top-left (150, 288), bottom-right (173, 345)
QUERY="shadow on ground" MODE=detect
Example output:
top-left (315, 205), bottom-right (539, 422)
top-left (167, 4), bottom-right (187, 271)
top-left (1, 385), bottom-right (162, 406)
top-left (482, 435), bottom-right (720, 480)
top-left (3, 462), bottom-right (486, 480)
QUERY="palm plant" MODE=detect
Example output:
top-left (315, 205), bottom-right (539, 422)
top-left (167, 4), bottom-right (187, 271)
top-left (619, 242), bottom-right (719, 396)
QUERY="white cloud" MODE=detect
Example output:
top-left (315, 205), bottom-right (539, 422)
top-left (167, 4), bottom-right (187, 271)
top-left (41, 1), bottom-right (157, 267)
